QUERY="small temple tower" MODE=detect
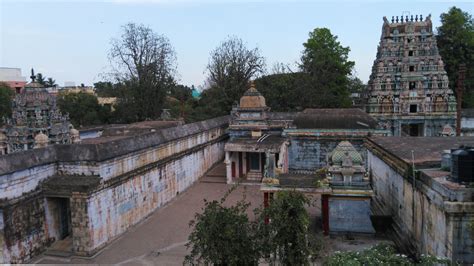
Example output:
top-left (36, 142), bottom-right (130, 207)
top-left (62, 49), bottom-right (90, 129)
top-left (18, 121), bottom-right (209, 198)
top-left (0, 68), bottom-right (77, 153)
top-left (225, 81), bottom-right (289, 183)
top-left (322, 141), bottom-right (375, 235)
top-left (366, 14), bottom-right (456, 136)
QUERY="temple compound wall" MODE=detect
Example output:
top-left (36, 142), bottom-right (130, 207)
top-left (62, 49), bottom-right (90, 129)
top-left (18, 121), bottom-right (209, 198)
top-left (366, 137), bottom-right (474, 264)
top-left (0, 116), bottom-right (229, 263)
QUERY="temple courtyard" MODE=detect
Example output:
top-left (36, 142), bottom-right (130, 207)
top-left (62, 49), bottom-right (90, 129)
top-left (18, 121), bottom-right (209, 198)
top-left (31, 163), bottom-right (388, 265)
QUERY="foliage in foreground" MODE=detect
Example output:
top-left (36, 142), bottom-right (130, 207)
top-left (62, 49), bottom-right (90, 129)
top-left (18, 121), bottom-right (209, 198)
top-left (185, 189), bottom-right (317, 266)
top-left (184, 186), bottom-right (259, 265)
top-left (325, 244), bottom-right (450, 266)
top-left (255, 190), bottom-right (313, 265)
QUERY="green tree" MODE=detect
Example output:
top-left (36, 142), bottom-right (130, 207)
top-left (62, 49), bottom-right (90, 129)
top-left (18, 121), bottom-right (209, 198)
top-left (57, 92), bottom-right (111, 127)
top-left (94, 81), bottom-right (124, 97)
top-left (109, 23), bottom-right (177, 122)
top-left (36, 73), bottom-right (46, 86)
top-left (256, 190), bottom-right (312, 265)
top-left (162, 84), bottom-right (195, 121)
top-left (0, 82), bottom-right (14, 126)
top-left (185, 187), bottom-right (260, 265)
top-left (301, 28), bottom-right (354, 108)
top-left (45, 77), bottom-right (57, 88)
top-left (204, 36), bottom-right (266, 116)
top-left (348, 76), bottom-right (366, 93)
top-left (437, 7), bottom-right (474, 108)
top-left (255, 72), bottom-right (310, 112)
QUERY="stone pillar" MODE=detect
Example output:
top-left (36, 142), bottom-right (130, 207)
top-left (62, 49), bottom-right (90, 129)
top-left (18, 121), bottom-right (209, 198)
top-left (70, 192), bottom-right (91, 256)
top-left (266, 153), bottom-right (275, 178)
top-left (225, 151), bottom-right (232, 184)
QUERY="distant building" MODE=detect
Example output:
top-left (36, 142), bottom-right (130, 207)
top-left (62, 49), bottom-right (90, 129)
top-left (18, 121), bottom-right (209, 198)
top-left (366, 15), bottom-right (456, 136)
top-left (64, 81), bottom-right (76, 87)
top-left (59, 86), bottom-right (95, 95)
top-left (0, 67), bottom-right (27, 93)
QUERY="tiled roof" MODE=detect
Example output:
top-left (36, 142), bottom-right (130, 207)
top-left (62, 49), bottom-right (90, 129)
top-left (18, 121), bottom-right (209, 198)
top-left (294, 108), bottom-right (378, 129)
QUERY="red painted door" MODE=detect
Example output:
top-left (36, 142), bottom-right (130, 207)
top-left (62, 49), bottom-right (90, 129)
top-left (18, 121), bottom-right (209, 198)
top-left (322, 194), bottom-right (329, 236)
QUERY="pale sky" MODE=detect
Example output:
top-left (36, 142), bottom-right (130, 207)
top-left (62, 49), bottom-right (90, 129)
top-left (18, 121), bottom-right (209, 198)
top-left (0, 0), bottom-right (472, 88)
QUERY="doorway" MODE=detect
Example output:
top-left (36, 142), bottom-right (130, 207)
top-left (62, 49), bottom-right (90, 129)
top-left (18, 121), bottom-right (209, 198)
top-left (58, 198), bottom-right (71, 239)
top-left (45, 197), bottom-right (73, 256)
top-left (401, 123), bottom-right (424, 136)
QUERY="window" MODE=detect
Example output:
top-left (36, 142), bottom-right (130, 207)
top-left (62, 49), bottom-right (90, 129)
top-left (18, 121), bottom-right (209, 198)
top-left (409, 66), bottom-right (415, 72)
top-left (408, 50), bottom-right (414, 56)
top-left (410, 105), bottom-right (417, 113)
top-left (409, 82), bottom-right (416, 90)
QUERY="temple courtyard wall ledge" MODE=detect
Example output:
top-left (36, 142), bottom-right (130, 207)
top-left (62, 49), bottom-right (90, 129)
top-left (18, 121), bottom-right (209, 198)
top-left (0, 116), bottom-right (230, 176)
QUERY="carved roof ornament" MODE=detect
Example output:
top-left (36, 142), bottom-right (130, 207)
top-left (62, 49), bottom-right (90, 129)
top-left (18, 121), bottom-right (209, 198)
top-left (25, 67), bottom-right (44, 89)
top-left (330, 141), bottom-right (363, 166)
top-left (30, 68), bottom-right (36, 82)
top-left (239, 80), bottom-right (267, 109)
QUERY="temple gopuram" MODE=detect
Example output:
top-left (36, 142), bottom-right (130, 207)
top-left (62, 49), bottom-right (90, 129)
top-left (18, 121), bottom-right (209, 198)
top-left (366, 14), bottom-right (456, 136)
top-left (0, 69), bottom-right (79, 155)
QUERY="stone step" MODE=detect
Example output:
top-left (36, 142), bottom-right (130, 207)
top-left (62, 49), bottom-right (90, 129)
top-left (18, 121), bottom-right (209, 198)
top-left (200, 176), bottom-right (227, 183)
top-left (43, 249), bottom-right (73, 258)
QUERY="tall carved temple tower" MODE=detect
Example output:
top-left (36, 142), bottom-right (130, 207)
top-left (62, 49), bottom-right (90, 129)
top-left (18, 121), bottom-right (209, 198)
top-left (0, 69), bottom-right (79, 154)
top-left (366, 14), bottom-right (456, 136)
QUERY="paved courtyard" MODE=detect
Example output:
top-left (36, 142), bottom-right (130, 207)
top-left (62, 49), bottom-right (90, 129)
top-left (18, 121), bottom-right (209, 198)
top-left (33, 164), bottom-right (265, 265)
top-left (32, 163), bottom-right (388, 265)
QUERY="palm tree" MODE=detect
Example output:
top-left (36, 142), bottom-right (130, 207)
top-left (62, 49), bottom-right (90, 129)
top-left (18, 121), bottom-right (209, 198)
top-left (36, 73), bottom-right (46, 86)
top-left (46, 77), bottom-right (57, 88)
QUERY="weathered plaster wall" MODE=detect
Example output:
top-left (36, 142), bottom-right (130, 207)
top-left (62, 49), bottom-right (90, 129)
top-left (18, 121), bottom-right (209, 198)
top-left (368, 150), bottom-right (473, 263)
top-left (288, 138), bottom-right (365, 172)
top-left (329, 197), bottom-right (375, 234)
top-left (0, 116), bottom-right (229, 263)
top-left (0, 164), bottom-right (56, 200)
top-left (0, 195), bottom-right (53, 263)
top-left (86, 141), bottom-right (224, 253)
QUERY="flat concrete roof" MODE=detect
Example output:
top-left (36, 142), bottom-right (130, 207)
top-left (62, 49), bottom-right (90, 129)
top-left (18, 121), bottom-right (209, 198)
top-left (367, 136), bottom-right (474, 166)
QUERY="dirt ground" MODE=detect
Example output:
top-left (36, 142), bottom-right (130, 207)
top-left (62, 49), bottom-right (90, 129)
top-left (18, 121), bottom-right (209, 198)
top-left (31, 164), bottom-right (390, 265)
